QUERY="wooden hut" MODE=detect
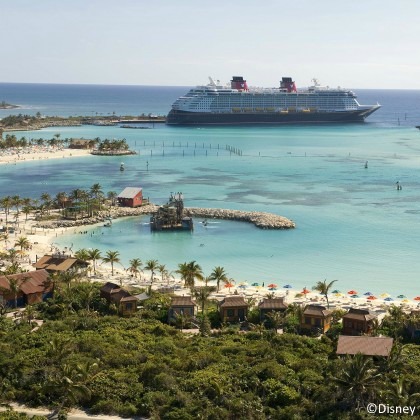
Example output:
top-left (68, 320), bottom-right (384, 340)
top-left (301, 304), bottom-right (332, 334)
top-left (219, 296), bottom-right (248, 323)
top-left (33, 254), bottom-right (89, 274)
top-left (258, 297), bottom-right (288, 321)
top-left (0, 270), bottom-right (52, 308)
top-left (117, 187), bottom-right (143, 208)
top-left (168, 296), bottom-right (197, 323)
top-left (99, 282), bottom-right (138, 316)
top-left (342, 308), bottom-right (378, 336)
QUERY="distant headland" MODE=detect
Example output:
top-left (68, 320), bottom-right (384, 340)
top-left (0, 100), bottom-right (19, 110)
top-left (0, 113), bottom-right (166, 131)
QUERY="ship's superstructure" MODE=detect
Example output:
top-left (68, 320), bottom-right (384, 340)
top-left (166, 76), bottom-right (380, 125)
top-left (150, 192), bottom-right (193, 231)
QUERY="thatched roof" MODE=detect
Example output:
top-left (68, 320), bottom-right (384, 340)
top-left (258, 297), bottom-right (288, 310)
top-left (171, 296), bottom-right (196, 307)
top-left (219, 296), bottom-right (248, 308)
top-left (303, 304), bottom-right (332, 317)
top-left (343, 308), bottom-right (377, 322)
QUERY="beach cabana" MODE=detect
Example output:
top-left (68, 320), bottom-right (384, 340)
top-left (168, 296), bottom-right (197, 323)
top-left (301, 305), bottom-right (332, 334)
top-left (258, 297), bottom-right (288, 321)
top-left (99, 282), bottom-right (138, 316)
top-left (219, 296), bottom-right (248, 323)
top-left (0, 270), bottom-right (52, 308)
top-left (342, 308), bottom-right (378, 336)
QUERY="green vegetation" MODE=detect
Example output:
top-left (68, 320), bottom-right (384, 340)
top-left (1, 279), bottom-right (420, 419)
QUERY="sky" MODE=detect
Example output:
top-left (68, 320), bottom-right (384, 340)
top-left (1, 0), bottom-right (420, 89)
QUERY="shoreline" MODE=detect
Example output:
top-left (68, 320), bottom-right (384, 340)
top-left (4, 210), bottom-right (418, 312)
top-left (0, 146), bottom-right (92, 165)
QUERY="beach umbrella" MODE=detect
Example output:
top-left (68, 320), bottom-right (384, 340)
top-left (238, 284), bottom-right (247, 289)
top-left (347, 290), bottom-right (358, 295)
top-left (334, 292), bottom-right (343, 297)
top-left (364, 292), bottom-right (373, 296)
top-left (252, 282), bottom-right (259, 287)
top-left (397, 295), bottom-right (407, 299)
top-left (402, 299), bottom-right (410, 303)
top-left (384, 297), bottom-right (394, 301)
top-left (380, 293), bottom-right (390, 298)
top-left (224, 282), bottom-right (234, 293)
top-left (268, 283), bottom-right (278, 289)
top-left (301, 288), bottom-right (310, 294)
top-left (367, 295), bottom-right (377, 300)
top-left (332, 289), bottom-right (341, 294)
top-left (283, 284), bottom-right (292, 289)
top-left (351, 294), bottom-right (360, 298)
top-left (414, 296), bottom-right (420, 301)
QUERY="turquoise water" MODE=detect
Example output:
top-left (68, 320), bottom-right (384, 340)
top-left (2, 83), bottom-right (420, 297)
top-left (3, 123), bottom-right (420, 297)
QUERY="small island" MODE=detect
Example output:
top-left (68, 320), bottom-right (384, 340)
top-left (0, 100), bottom-right (19, 109)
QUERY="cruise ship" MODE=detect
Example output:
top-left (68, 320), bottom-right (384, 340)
top-left (166, 76), bottom-right (380, 125)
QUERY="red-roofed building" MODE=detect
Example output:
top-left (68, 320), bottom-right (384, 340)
top-left (0, 270), bottom-right (52, 308)
top-left (117, 187), bottom-right (143, 208)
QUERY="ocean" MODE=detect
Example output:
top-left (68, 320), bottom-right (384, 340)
top-left (1, 82), bottom-right (420, 298)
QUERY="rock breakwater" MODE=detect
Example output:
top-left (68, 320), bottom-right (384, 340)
top-left (35, 204), bottom-right (295, 230)
top-left (186, 208), bottom-right (295, 229)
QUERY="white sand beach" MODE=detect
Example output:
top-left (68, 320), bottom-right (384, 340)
top-left (0, 146), bottom-right (91, 165)
top-left (3, 209), bottom-right (419, 314)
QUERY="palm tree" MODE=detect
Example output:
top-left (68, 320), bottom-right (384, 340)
top-left (90, 183), bottom-right (103, 199)
top-left (55, 191), bottom-right (68, 209)
top-left (127, 258), bottom-right (143, 278)
top-left (333, 353), bottom-right (381, 410)
top-left (102, 250), bottom-right (121, 276)
top-left (157, 264), bottom-right (168, 283)
top-left (209, 266), bottom-right (228, 292)
top-left (176, 261), bottom-right (204, 289)
top-left (15, 236), bottom-right (30, 253)
top-left (381, 377), bottom-right (420, 407)
top-left (40, 192), bottom-right (52, 215)
top-left (312, 278), bottom-right (337, 309)
top-left (107, 191), bottom-right (118, 207)
top-left (145, 259), bottom-right (159, 283)
top-left (192, 286), bottom-right (216, 314)
top-left (285, 302), bottom-right (306, 333)
top-left (87, 248), bottom-right (101, 275)
top-left (0, 196), bottom-right (13, 226)
top-left (74, 248), bottom-right (90, 262)
top-left (265, 310), bottom-right (285, 331)
top-left (22, 205), bottom-right (32, 222)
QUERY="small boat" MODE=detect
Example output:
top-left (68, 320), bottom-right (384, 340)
top-left (364, 161), bottom-right (368, 169)
top-left (120, 163), bottom-right (125, 171)
top-left (103, 222), bottom-right (112, 227)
